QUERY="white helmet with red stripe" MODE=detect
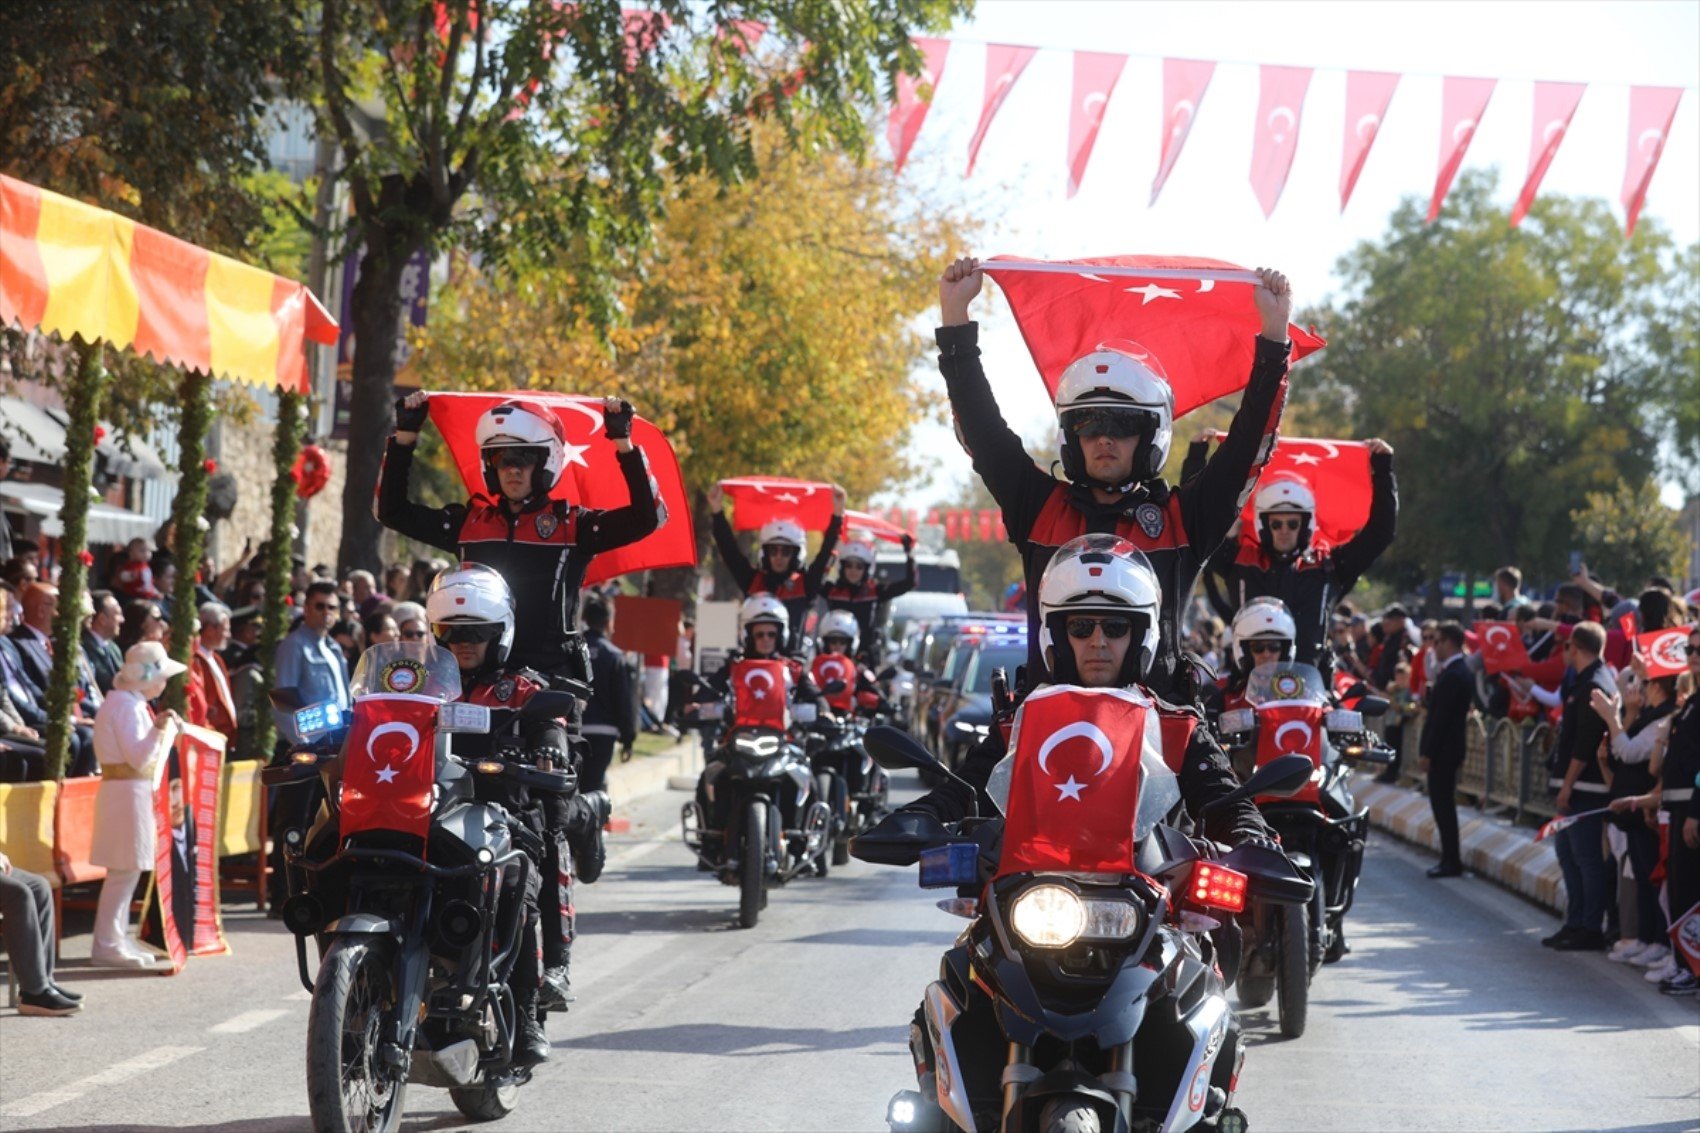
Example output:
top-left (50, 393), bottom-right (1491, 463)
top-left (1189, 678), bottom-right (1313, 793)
top-left (475, 400), bottom-right (566, 497)
top-left (1230, 598), bottom-right (1296, 670)
top-left (425, 563), bottom-right (516, 664)
top-left (1037, 533), bottom-right (1162, 684)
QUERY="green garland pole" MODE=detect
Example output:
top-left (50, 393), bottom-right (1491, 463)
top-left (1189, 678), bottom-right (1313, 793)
top-left (255, 390), bottom-right (307, 759)
top-left (45, 340), bottom-right (111, 779)
top-left (163, 368), bottom-right (214, 715)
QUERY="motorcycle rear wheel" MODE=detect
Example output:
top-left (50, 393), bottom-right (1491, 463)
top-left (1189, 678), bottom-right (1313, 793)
top-left (450, 1078), bottom-right (521, 1122)
top-left (1277, 902), bottom-right (1309, 1039)
top-left (739, 801), bottom-right (766, 928)
top-left (1039, 1097), bottom-right (1102, 1133)
top-left (306, 937), bottom-right (408, 1133)
top-left (1307, 880), bottom-right (1327, 978)
top-left (813, 773), bottom-right (835, 877)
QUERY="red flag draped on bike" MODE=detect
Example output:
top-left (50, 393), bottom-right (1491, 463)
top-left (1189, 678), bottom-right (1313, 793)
top-left (340, 695), bottom-right (441, 846)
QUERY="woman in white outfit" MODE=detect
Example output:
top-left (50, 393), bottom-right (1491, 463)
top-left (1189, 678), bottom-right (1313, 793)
top-left (89, 641), bottom-right (184, 968)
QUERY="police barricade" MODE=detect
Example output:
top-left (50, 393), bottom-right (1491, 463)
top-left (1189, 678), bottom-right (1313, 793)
top-left (1519, 721), bottom-right (1558, 821)
top-left (1482, 717), bottom-right (1523, 816)
top-left (1456, 713), bottom-right (1490, 804)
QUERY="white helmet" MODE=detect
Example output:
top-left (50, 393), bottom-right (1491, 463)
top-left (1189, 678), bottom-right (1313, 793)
top-left (837, 539), bottom-right (876, 568)
top-left (1230, 598), bottom-right (1296, 669)
top-left (426, 563), bottom-right (516, 665)
top-left (1254, 479), bottom-right (1316, 553)
top-left (757, 518), bottom-right (806, 554)
top-left (737, 594), bottom-right (790, 652)
top-left (817, 609), bottom-right (860, 654)
top-left (1038, 533), bottom-right (1162, 684)
top-left (1054, 346), bottom-right (1174, 488)
top-left (475, 400), bottom-right (567, 497)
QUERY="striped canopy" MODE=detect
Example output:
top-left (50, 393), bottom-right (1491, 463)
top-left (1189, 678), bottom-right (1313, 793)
top-left (0, 174), bottom-right (338, 391)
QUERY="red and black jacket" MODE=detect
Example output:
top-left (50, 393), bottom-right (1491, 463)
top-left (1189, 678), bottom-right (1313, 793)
top-left (377, 437), bottom-right (660, 672)
top-left (710, 512), bottom-right (842, 647)
top-left (936, 321), bottom-right (1290, 699)
top-left (821, 556), bottom-right (916, 658)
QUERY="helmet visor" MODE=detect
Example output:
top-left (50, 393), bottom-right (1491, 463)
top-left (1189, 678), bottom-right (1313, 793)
top-left (433, 621), bottom-right (505, 646)
top-left (486, 447), bottom-right (545, 471)
top-left (1063, 407), bottom-right (1158, 441)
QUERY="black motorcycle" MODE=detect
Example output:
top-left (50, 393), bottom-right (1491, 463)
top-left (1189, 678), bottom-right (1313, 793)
top-left (266, 642), bottom-right (577, 1132)
top-left (853, 714), bottom-right (1315, 1133)
top-left (804, 707), bottom-right (891, 868)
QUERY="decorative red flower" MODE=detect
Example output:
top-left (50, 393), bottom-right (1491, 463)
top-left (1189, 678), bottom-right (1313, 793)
top-left (290, 443), bottom-right (331, 500)
top-left (93, 424), bottom-right (107, 444)
top-left (78, 549), bottom-right (95, 566)
top-left (203, 458), bottom-right (218, 474)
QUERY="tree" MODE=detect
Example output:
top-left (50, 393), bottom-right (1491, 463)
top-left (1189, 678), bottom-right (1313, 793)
top-left (1571, 478), bottom-right (1689, 591)
top-left (1291, 169), bottom-right (1694, 592)
top-left (288, 0), bottom-right (970, 574)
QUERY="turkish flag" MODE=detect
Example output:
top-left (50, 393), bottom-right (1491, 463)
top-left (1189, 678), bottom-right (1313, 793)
top-left (845, 508), bottom-right (907, 545)
top-left (1227, 436), bottom-right (1371, 552)
top-left (966, 43), bottom-right (1036, 177)
top-left (1429, 76), bottom-right (1497, 222)
top-left (1340, 70), bottom-right (1400, 212)
top-left (731, 658), bottom-right (790, 731)
top-left (1622, 86), bottom-right (1685, 237)
top-left (1151, 58), bottom-right (1216, 205)
top-left (982, 255), bottom-right (1326, 417)
top-left (1635, 628), bottom-right (1690, 679)
top-left (888, 37), bottom-right (951, 175)
top-left (1473, 622), bottom-right (1532, 675)
top-left (1249, 65), bottom-right (1313, 218)
top-left (424, 391), bottom-right (696, 584)
top-left (720, 476), bottom-right (836, 533)
top-left (1066, 51), bottom-right (1127, 198)
top-left (340, 695), bottom-right (441, 846)
top-left (1511, 82), bottom-right (1587, 227)
top-left (997, 686), bottom-right (1157, 878)
top-left (1253, 701), bottom-right (1324, 805)
top-left (810, 654), bottom-right (856, 713)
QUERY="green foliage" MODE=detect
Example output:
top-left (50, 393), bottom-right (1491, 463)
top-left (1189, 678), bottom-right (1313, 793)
top-left (163, 371), bottom-right (215, 715)
top-left (1291, 169), bottom-right (1693, 590)
top-left (1571, 478), bottom-right (1689, 589)
top-left (257, 392), bottom-right (309, 757)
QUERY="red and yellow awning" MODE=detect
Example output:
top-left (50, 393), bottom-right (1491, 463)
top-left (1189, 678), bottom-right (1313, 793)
top-left (0, 174), bottom-right (338, 392)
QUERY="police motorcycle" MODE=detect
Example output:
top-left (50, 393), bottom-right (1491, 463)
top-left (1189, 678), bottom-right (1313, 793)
top-left (804, 611), bottom-right (893, 867)
top-left (1214, 660), bottom-right (1391, 1039)
top-left (681, 598), bottom-right (834, 928)
top-left (264, 641), bottom-right (577, 1132)
top-left (852, 705), bottom-right (1315, 1133)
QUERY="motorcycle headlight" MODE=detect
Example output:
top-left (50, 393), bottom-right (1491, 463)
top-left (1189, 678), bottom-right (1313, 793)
top-left (1010, 884), bottom-right (1086, 948)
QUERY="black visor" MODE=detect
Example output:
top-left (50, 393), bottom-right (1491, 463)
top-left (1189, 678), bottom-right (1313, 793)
top-left (1063, 407), bottom-right (1158, 441)
top-left (434, 621), bottom-right (505, 645)
top-left (485, 447), bottom-right (545, 470)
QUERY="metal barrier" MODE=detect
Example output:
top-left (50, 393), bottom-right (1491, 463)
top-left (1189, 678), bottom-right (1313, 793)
top-left (1370, 709), bottom-right (1559, 830)
top-left (1482, 719), bottom-right (1522, 816)
top-left (1457, 714), bottom-right (1490, 804)
top-left (1520, 721), bottom-right (1558, 821)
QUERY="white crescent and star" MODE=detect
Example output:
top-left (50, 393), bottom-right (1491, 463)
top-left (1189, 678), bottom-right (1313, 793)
top-left (818, 660), bottom-right (847, 682)
top-left (1355, 113), bottom-right (1381, 142)
top-left (1197, 279), bottom-right (1215, 293)
top-left (1289, 452), bottom-right (1322, 466)
top-left (1126, 282), bottom-right (1182, 305)
top-left (1452, 118), bottom-right (1478, 146)
top-left (1267, 105), bottom-right (1296, 145)
top-left (1036, 722), bottom-right (1115, 802)
top-left (743, 668), bottom-right (776, 700)
top-left (1484, 625), bottom-right (1513, 647)
top-left (1542, 119), bottom-right (1568, 147)
top-left (1637, 128), bottom-right (1665, 161)
top-left (1170, 98), bottom-right (1195, 137)
top-left (1082, 92), bottom-right (1108, 120)
top-left (1273, 720), bottom-right (1314, 753)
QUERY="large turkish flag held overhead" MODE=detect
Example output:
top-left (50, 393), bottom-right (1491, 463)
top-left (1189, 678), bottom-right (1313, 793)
top-left (982, 256), bottom-right (1326, 417)
top-left (997, 686), bottom-right (1160, 878)
top-left (340, 695), bottom-right (441, 846)
top-left (1473, 622), bottom-right (1533, 675)
top-left (1429, 76), bottom-right (1497, 222)
top-left (1227, 436), bottom-right (1371, 553)
top-left (425, 391), bottom-right (696, 584)
top-left (1249, 65), bottom-right (1313, 217)
top-left (1066, 51), bottom-right (1128, 198)
top-left (1340, 70), bottom-right (1400, 211)
top-left (720, 476), bottom-right (836, 533)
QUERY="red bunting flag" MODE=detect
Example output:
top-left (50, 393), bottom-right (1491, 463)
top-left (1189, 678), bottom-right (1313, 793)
top-left (1340, 70), bottom-right (1400, 212)
top-left (718, 476), bottom-right (836, 533)
top-left (1622, 86), bottom-right (1685, 237)
top-left (966, 43), bottom-right (1037, 177)
top-left (1151, 58), bottom-right (1216, 205)
top-left (1067, 51), bottom-right (1128, 198)
top-left (1511, 82), bottom-right (1587, 227)
top-left (944, 510), bottom-right (959, 542)
top-left (1226, 436), bottom-right (1371, 552)
top-left (1429, 76), bottom-right (1497, 222)
top-left (1635, 628), bottom-right (1690, 679)
top-left (889, 37), bottom-right (952, 174)
top-left (1473, 621), bottom-right (1533, 675)
top-left (1249, 65), bottom-right (1313, 217)
top-left (424, 391), bottom-right (697, 584)
top-left (982, 256), bottom-right (1326, 416)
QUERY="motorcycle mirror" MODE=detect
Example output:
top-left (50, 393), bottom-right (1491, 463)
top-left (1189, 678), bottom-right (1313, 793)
top-left (864, 725), bottom-right (944, 775)
top-left (1355, 695), bottom-right (1391, 718)
top-left (822, 679), bottom-right (848, 696)
top-left (877, 666), bottom-right (898, 681)
top-left (519, 689), bottom-right (579, 722)
top-left (1341, 681), bottom-right (1369, 700)
top-left (269, 686), bottom-right (304, 711)
top-left (1203, 754), bottom-right (1315, 814)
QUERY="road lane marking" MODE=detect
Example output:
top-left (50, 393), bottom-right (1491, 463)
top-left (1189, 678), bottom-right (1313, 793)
top-left (0, 1045), bottom-right (203, 1119)
top-left (208, 1008), bottom-right (290, 1034)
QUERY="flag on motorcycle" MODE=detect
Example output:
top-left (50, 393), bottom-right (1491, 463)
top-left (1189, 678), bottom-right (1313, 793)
top-left (1473, 621), bottom-right (1533, 675)
top-left (997, 686), bottom-right (1159, 877)
top-left (1535, 806), bottom-right (1614, 842)
top-left (731, 658), bottom-right (791, 730)
top-left (719, 476), bottom-right (837, 533)
top-left (810, 654), bottom-right (857, 713)
top-left (1669, 900), bottom-right (1700, 976)
top-left (1253, 700), bottom-right (1325, 805)
top-left (423, 391), bottom-right (696, 585)
top-left (1634, 628), bottom-right (1690, 679)
top-left (340, 695), bottom-right (441, 847)
top-left (980, 255), bottom-right (1326, 417)
top-left (1222, 435), bottom-right (1372, 552)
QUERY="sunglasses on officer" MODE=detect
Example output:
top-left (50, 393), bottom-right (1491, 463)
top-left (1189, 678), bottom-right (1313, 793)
top-left (1246, 640), bottom-right (1286, 656)
top-left (1065, 615), bottom-right (1134, 640)
top-left (822, 634), bottom-right (853, 651)
top-left (433, 622), bottom-right (504, 646)
top-left (1265, 516), bottom-right (1304, 532)
top-left (487, 447), bottom-right (543, 471)
top-left (1064, 408), bottom-right (1156, 441)
top-left (749, 626), bottom-right (781, 641)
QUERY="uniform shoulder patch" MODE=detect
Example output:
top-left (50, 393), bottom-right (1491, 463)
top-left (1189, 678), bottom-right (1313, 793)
top-left (535, 511), bottom-right (559, 539)
top-left (493, 677), bottom-right (516, 702)
top-left (1134, 502), bottom-right (1165, 539)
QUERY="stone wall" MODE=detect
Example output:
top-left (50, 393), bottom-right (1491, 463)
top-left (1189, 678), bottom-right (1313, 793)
top-left (206, 412), bottom-right (349, 575)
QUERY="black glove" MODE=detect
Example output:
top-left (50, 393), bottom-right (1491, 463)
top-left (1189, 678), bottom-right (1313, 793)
top-left (901, 533), bottom-right (914, 553)
top-left (603, 399), bottom-right (635, 440)
top-left (531, 744), bottom-right (565, 771)
top-left (394, 394), bottom-right (429, 433)
top-left (1237, 831), bottom-right (1282, 854)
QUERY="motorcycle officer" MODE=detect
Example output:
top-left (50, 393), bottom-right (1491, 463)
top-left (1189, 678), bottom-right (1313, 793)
top-left (426, 566), bottom-right (610, 1021)
top-left (1213, 599), bottom-right (1300, 717)
top-left (707, 482), bottom-right (846, 650)
top-left (820, 535), bottom-right (917, 667)
top-left (934, 257), bottom-right (1295, 700)
top-left (810, 609), bottom-right (888, 718)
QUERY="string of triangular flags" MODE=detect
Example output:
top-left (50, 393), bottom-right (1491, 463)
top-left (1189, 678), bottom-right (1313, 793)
top-left (885, 39), bottom-right (1687, 234)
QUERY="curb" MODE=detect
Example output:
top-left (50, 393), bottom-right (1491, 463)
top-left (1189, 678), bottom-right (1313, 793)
top-left (1355, 777), bottom-right (1566, 914)
top-left (604, 737), bottom-right (702, 810)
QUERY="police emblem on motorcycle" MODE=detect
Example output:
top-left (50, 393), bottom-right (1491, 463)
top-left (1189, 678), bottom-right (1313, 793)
top-left (381, 659), bottom-right (427, 694)
top-left (535, 511), bottom-right (559, 539)
top-left (1134, 502), bottom-right (1165, 539)
top-left (494, 677), bottom-right (515, 702)
top-left (1272, 670), bottom-right (1304, 699)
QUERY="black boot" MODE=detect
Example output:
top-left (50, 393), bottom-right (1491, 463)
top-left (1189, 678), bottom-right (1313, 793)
top-left (513, 994), bottom-right (551, 1067)
top-left (572, 791), bottom-right (611, 884)
top-left (539, 965), bottom-right (574, 1011)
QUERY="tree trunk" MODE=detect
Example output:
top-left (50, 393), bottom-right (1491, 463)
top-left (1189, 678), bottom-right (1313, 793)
top-left (45, 341), bottom-right (109, 779)
top-left (163, 369), bottom-right (214, 714)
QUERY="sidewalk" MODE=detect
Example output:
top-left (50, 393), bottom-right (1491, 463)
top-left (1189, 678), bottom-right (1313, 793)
top-left (1355, 775), bottom-right (1566, 914)
top-left (604, 734), bottom-right (702, 823)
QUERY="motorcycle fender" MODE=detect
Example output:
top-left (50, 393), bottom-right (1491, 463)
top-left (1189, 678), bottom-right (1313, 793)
top-left (1008, 1069), bottom-right (1129, 1133)
top-left (785, 761), bottom-right (812, 803)
top-left (922, 981), bottom-right (976, 1133)
top-left (322, 912), bottom-right (396, 936)
top-left (1161, 994), bottom-right (1230, 1133)
top-left (988, 948), bottom-right (1158, 1049)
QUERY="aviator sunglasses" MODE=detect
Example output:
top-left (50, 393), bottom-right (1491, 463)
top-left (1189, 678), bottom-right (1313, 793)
top-left (1065, 616), bottom-right (1134, 640)
top-left (1265, 516), bottom-right (1304, 532)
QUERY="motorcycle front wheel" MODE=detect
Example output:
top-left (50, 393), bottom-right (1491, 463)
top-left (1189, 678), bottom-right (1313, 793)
top-left (450, 1078), bottom-right (520, 1121)
top-left (739, 800), bottom-right (766, 928)
top-left (1277, 901), bottom-right (1309, 1039)
top-left (1038, 1096), bottom-right (1102, 1133)
top-left (306, 937), bottom-right (408, 1133)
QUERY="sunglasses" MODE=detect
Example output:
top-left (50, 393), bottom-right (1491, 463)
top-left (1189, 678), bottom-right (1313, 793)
top-left (1265, 517), bottom-right (1304, 532)
top-left (822, 636), bottom-right (853, 649)
top-left (309, 602), bottom-right (337, 613)
top-left (1246, 640), bottom-right (1286, 655)
top-left (762, 544), bottom-right (797, 556)
top-left (750, 628), bottom-right (781, 640)
top-left (434, 622), bottom-right (503, 645)
top-left (1065, 408), bottom-right (1154, 441)
top-left (401, 629), bottom-right (429, 641)
top-left (489, 449), bottom-right (543, 470)
top-left (1065, 616), bottom-right (1134, 640)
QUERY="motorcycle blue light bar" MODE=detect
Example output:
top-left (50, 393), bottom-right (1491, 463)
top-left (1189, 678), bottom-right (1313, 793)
top-left (919, 842), bottom-right (980, 889)
top-left (294, 702), bottom-right (346, 739)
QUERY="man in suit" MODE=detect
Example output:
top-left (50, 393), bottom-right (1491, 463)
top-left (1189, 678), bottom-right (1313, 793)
top-left (83, 590), bottom-right (125, 694)
top-left (1, 583), bottom-right (96, 775)
top-left (1419, 621), bottom-right (1473, 879)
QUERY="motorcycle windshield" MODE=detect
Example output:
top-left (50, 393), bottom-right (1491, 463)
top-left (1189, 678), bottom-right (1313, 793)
top-left (992, 686), bottom-right (1181, 878)
top-left (1243, 662), bottom-right (1328, 708)
top-left (349, 641), bottom-right (462, 701)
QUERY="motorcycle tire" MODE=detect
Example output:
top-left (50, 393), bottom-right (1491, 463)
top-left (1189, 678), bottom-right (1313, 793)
top-left (450, 1078), bottom-right (520, 1122)
top-left (813, 773), bottom-right (835, 878)
top-left (739, 801), bottom-right (766, 929)
top-left (1307, 881), bottom-right (1327, 978)
top-left (1277, 901), bottom-right (1309, 1039)
top-left (1039, 1097), bottom-right (1103, 1133)
top-left (306, 937), bottom-right (408, 1133)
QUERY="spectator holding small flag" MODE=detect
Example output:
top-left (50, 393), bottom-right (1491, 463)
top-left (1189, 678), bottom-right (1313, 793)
top-left (1543, 621), bottom-right (1617, 952)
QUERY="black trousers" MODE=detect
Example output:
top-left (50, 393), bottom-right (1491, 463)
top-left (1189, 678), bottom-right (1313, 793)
top-left (580, 733), bottom-right (617, 794)
top-left (1427, 757), bottom-right (1462, 868)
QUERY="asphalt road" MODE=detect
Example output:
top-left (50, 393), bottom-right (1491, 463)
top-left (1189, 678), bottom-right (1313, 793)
top-left (3, 771), bottom-right (1696, 1133)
